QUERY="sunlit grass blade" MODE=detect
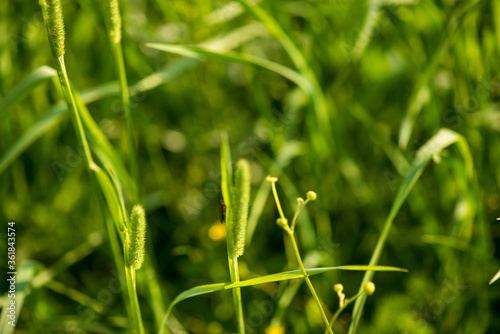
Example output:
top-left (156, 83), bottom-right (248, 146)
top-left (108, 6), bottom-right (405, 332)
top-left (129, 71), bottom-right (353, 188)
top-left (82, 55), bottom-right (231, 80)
top-left (145, 43), bottom-right (311, 93)
top-left (159, 265), bottom-right (406, 333)
top-left (0, 260), bottom-right (37, 334)
top-left (489, 270), bottom-right (500, 285)
top-left (349, 128), bottom-right (475, 334)
top-left (0, 66), bottom-right (57, 118)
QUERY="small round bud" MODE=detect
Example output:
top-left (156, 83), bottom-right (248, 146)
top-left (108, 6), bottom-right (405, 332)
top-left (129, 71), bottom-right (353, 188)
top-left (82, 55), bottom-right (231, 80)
top-left (363, 282), bottom-right (376, 296)
top-left (333, 283), bottom-right (344, 293)
top-left (276, 217), bottom-right (288, 229)
top-left (306, 191), bottom-right (317, 201)
top-left (297, 198), bottom-right (305, 205)
top-left (266, 175), bottom-right (278, 183)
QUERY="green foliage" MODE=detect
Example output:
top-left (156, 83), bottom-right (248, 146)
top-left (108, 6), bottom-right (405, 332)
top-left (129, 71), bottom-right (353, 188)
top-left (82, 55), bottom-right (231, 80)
top-left (1, 0), bottom-right (499, 333)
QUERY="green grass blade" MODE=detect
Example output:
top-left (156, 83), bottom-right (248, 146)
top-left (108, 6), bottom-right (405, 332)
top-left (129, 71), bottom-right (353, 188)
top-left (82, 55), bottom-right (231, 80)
top-left (0, 82), bottom-right (122, 176)
top-left (349, 128), bottom-right (474, 334)
top-left (489, 270), bottom-right (500, 285)
top-left (0, 260), bottom-right (37, 334)
top-left (92, 164), bottom-right (125, 233)
top-left (159, 265), bottom-right (406, 333)
top-left (0, 103), bottom-right (67, 176)
top-left (145, 43), bottom-right (311, 93)
top-left (0, 66), bottom-right (57, 119)
top-left (398, 1), bottom-right (482, 149)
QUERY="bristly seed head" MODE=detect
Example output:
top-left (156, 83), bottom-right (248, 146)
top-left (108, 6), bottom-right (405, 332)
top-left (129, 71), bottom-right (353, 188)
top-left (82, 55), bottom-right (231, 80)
top-left (233, 159), bottom-right (251, 257)
top-left (41, 0), bottom-right (66, 58)
top-left (105, 0), bottom-right (122, 43)
top-left (128, 204), bottom-right (147, 270)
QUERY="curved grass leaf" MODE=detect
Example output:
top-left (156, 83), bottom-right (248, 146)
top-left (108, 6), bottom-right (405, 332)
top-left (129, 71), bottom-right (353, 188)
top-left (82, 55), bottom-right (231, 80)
top-left (489, 270), bottom-right (500, 285)
top-left (0, 102), bottom-right (67, 175)
top-left (0, 66), bottom-right (57, 119)
top-left (349, 128), bottom-right (474, 334)
top-left (159, 265), bottom-right (407, 334)
top-left (146, 43), bottom-right (311, 93)
top-left (398, 1), bottom-right (482, 149)
top-left (0, 260), bottom-right (37, 334)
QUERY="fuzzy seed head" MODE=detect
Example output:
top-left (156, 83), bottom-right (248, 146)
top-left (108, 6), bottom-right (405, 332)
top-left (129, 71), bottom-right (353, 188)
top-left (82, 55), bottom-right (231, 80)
top-left (363, 281), bottom-right (376, 296)
top-left (41, 0), bottom-right (66, 57)
top-left (333, 283), bottom-right (344, 293)
top-left (306, 191), bottom-right (317, 201)
top-left (233, 159), bottom-right (251, 257)
top-left (105, 0), bottom-right (122, 43)
top-left (128, 204), bottom-right (147, 270)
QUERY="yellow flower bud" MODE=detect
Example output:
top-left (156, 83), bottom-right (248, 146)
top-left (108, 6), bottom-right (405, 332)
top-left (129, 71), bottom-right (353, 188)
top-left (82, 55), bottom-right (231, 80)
top-left (333, 283), bottom-right (344, 293)
top-left (276, 217), bottom-right (288, 230)
top-left (363, 282), bottom-right (376, 296)
top-left (266, 175), bottom-right (278, 183)
top-left (307, 191), bottom-right (317, 201)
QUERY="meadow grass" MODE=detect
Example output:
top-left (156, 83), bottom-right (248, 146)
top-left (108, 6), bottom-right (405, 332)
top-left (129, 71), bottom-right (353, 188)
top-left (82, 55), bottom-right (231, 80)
top-left (1, 0), bottom-right (499, 333)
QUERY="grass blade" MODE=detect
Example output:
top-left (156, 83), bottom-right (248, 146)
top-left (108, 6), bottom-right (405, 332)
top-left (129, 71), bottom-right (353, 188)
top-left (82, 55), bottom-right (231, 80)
top-left (348, 128), bottom-right (474, 334)
top-left (159, 265), bottom-right (406, 333)
top-left (145, 43), bottom-right (311, 93)
top-left (489, 270), bottom-right (500, 285)
top-left (0, 66), bottom-right (57, 119)
top-left (0, 260), bottom-right (37, 334)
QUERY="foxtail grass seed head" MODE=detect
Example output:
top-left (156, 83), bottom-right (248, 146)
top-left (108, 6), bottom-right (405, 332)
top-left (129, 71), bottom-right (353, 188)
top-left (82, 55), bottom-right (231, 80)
top-left (233, 159), bottom-right (251, 257)
top-left (41, 0), bottom-right (65, 58)
top-left (363, 282), bottom-right (376, 296)
top-left (128, 204), bottom-right (147, 270)
top-left (105, 0), bottom-right (122, 43)
top-left (307, 191), bottom-right (317, 201)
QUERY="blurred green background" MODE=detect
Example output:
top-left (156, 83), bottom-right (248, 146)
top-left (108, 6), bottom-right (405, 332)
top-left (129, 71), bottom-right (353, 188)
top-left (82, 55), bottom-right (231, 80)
top-left (1, 0), bottom-right (500, 333)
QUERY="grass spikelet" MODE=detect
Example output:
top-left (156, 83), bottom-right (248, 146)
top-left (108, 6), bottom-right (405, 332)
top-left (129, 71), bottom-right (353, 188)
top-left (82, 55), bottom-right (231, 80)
top-left (40, 0), bottom-right (65, 58)
top-left (128, 204), bottom-right (147, 270)
top-left (233, 159), bottom-right (251, 257)
top-left (105, 0), bottom-right (122, 44)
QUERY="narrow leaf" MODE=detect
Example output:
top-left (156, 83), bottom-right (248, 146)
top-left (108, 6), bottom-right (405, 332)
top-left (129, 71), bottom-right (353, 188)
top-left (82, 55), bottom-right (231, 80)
top-left (159, 265), bottom-right (406, 333)
top-left (0, 66), bottom-right (57, 118)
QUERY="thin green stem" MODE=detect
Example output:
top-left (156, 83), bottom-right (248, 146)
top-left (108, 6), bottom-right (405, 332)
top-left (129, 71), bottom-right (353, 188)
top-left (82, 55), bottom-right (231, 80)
top-left (324, 291), bottom-right (364, 334)
top-left (291, 199), bottom-right (310, 232)
top-left (269, 181), bottom-right (286, 221)
top-left (57, 58), bottom-right (94, 168)
top-left (225, 206), bottom-right (245, 333)
top-left (124, 234), bottom-right (146, 334)
top-left (111, 40), bottom-right (139, 198)
top-left (287, 230), bottom-right (333, 334)
top-left (232, 259), bottom-right (245, 334)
